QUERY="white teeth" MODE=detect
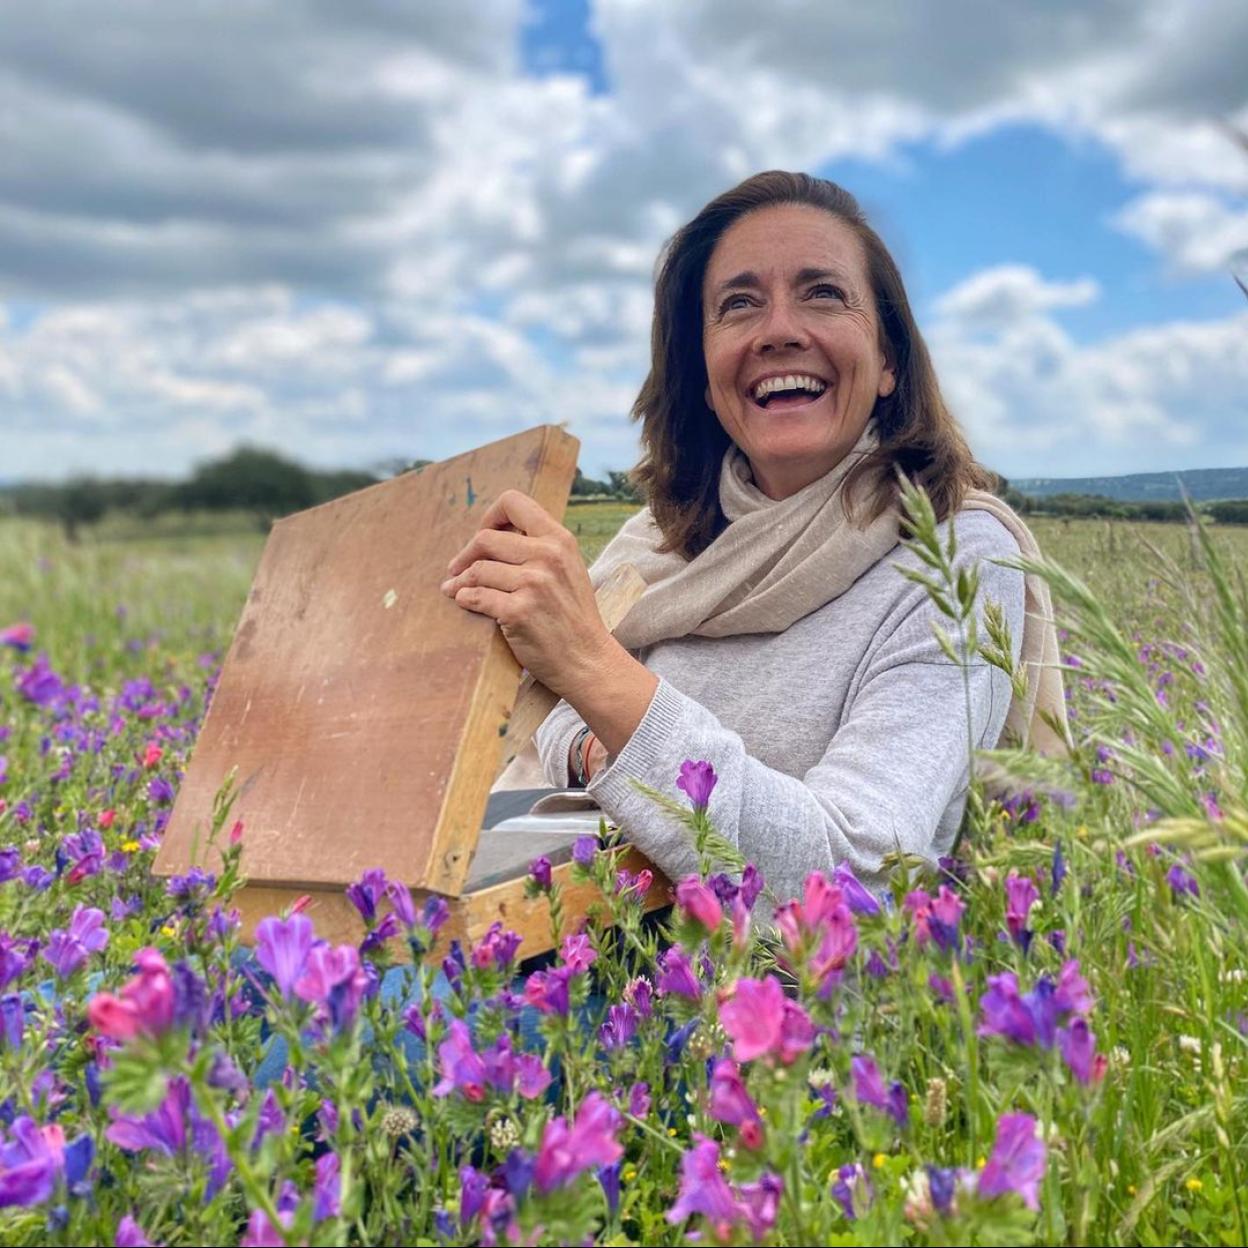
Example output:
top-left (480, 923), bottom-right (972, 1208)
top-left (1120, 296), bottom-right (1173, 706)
top-left (751, 373), bottom-right (828, 401)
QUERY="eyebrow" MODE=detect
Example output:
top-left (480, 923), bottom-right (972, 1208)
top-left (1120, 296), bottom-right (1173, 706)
top-left (711, 266), bottom-right (853, 300)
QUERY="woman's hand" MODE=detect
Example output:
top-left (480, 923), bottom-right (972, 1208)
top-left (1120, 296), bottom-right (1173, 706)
top-left (440, 489), bottom-right (614, 702)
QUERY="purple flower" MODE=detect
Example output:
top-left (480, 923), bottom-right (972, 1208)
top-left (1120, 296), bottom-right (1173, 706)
top-left (833, 863), bottom-right (881, 915)
top-left (1050, 843), bottom-right (1066, 896)
top-left (1167, 863), bottom-right (1200, 899)
top-left (676, 759), bottom-right (717, 810)
top-left (1004, 872), bottom-right (1039, 949)
top-left (529, 856), bottom-right (552, 891)
top-left (1058, 1018), bottom-right (1104, 1085)
top-left (115, 1215), bottom-right (156, 1246)
top-left (850, 1055), bottom-right (908, 1127)
top-left (0, 623), bottom-right (34, 652)
top-left (628, 1081), bottom-right (651, 1118)
top-left (384, 880), bottom-right (416, 927)
top-left (0, 848), bottom-right (19, 883)
top-left (44, 906), bottom-right (108, 979)
top-left (598, 1161), bottom-right (622, 1215)
top-left (572, 836), bottom-right (598, 867)
top-left (666, 1135), bottom-right (741, 1228)
top-left (656, 947), bottom-right (701, 1000)
top-left (313, 1152), bottom-right (341, 1221)
top-left (0, 1117), bottom-right (66, 1207)
top-left (255, 914), bottom-right (315, 999)
top-left (522, 966), bottom-right (572, 1016)
top-left (978, 1112), bottom-right (1046, 1211)
top-left (928, 1165), bottom-right (957, 1214)
top-left (432, 1020), bottom-right (487, 1102)
top-left (346, 868), bottom-right (387, 923)
top-left (598, 1004), bottom-right (638, 1051)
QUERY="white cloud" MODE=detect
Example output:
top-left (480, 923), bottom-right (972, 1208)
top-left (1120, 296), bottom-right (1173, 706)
top-left (1, 0), bottom-right (1247, 483)
top-left (933, 266), bottom-right (1101, 330)
top-left (1112, 191), bottom-right (1248, 274)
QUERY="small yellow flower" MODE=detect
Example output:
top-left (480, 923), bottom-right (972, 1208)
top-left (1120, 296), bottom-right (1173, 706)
top-left (718, 1158), bottom-right (730, 1173)
top-left (976, 1156), bottom-right (987, 1169)
top-left (1186, 1177), bottom-right (1203, 1193)
top-left (121, 840), bottom-right (141, 853)
top-left (667, 1127), bottom-right (677, 1137)
top-left (1076, 824), bottom-right (1088, 838)
top-left (873, 1153), bottom-right (887, 1170)
top-left (758, 1106), bottom-right (767, 1118)
top-left (623, 1168), bottom-right (637, 1183)
top-left (160, 924), bottom-right (177, 938)
top-left (1127, 1184), bottom-right (1137, 1196)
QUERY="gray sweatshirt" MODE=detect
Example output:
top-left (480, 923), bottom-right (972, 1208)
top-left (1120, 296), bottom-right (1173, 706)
top-left (534, 509), bottom-right (1024, 903)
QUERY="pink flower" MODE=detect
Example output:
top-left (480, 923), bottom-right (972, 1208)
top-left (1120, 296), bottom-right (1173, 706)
top-left (0, 623), bottom-right (34, 652)
top-left (560, 932), bottom-right (597, 975)
top-left (141, 742), bottom-right (163, 769)
top-left (534, 1092), bottom-right (623, 1193)
top-left (87, 948), bottom-right (174, 1043)
top-left (675, 877), bottom-right (724, 932)
top-left (656, 948), bottom-right (701, 1000)
top-left (719, 976), bottom-right (813, 1065)
top-left (293, 945), bottom-right (368, 1029)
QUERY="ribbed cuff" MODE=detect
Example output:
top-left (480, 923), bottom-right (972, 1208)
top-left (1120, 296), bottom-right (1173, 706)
top-left (588, 676), bottom-right (685, 806)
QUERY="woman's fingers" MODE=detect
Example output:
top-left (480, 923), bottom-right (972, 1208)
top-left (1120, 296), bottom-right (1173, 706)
top-left (446, 527), bottom-right (533, 577)
top-left (440, 558), bottom-right (527, 598)
top-left (476, 489), bottom-right (563, 540)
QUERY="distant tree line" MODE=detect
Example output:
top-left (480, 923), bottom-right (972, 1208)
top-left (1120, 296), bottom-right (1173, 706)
top-left (0, 446), bottom-right (642, 541)
top-left (4, 451), bottom-right (1245, 543)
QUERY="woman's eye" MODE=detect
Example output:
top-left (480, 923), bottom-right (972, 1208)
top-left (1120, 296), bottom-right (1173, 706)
top-left (719, 294), bottom-right (752, 313)
top-left (810, 284), bottom-right (844, 300)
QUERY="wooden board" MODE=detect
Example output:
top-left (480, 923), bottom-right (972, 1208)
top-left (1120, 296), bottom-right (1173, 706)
top-left (153, 425), bottom-right (579, 898)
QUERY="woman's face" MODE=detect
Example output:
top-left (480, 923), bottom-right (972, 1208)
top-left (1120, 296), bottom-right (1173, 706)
top-left (701, 203), bottom-right (895, 500)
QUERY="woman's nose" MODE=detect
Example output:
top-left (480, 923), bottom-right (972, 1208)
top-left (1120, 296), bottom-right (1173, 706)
top-left (753, 298), bottom-right (810, 353)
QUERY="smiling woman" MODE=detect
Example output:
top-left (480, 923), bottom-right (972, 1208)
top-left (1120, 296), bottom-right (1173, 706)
top-left (446, 170), bottom-right (1070, 902)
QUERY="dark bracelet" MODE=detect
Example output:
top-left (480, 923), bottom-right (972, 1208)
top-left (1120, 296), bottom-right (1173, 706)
top-left (570, 725), bottom-right (592, 788)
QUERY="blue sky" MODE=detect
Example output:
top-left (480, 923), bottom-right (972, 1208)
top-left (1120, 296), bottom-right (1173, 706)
top-left (0, 0), bottom-right (1245, 484)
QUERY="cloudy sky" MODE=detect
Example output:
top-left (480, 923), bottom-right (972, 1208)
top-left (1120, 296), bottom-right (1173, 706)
top-left (1, 0), bottom-right (1246, 485)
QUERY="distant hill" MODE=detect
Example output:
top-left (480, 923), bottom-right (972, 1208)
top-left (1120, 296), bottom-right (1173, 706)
top-left (1014, 466), bottom-right (1248, 503)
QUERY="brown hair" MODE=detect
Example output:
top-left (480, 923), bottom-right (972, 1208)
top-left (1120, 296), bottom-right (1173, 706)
top-left (630, 170), bottom-right (997, 558)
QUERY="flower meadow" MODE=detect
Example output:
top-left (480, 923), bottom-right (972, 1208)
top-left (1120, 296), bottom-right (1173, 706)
top-left (0, 503), bottom-right (1247, 1246)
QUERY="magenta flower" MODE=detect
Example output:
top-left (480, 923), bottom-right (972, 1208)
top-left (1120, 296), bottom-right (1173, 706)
top-left (676, 759), bottom-right (717, 810)
top-left (656, 947), bottom-right (701, 1000)
top-left (294, 944), bottom-right (368, 1029)
top-left (719, 975), bottom-right (813, 1065)
top-left (534, 1092), bottom-right (623, 1193)
top-left (432, 1019), bottom-right (488, 1102)
top-left (628, 1082), bottom-right (651, 1118)
top-left (978, 1112), bottom-right (1047, 1210)
top-left (384, 880), bottom-right (416, 927)
top-left (560, 932), bottom-right (597, 974)
top-left (598, 1004), bottom-right (638, 1051)
top-left (675, 876), bottom-right (724, 932)
top-left (1054, 960), bottom-right (1094, 1015)
top-left (43, 906), bottom-right (108, 979)
top-left (737, 1173), bottom-right (784, 1239)
top-left (115, 1215), bottom-right (156, 1246)
top-left (86, 948), bottom-right (175, 1042)
top-left (0, 623), bottom-right (34, 652)
top-left (708, 1059), bottom-right (763, 1149)
top-left (470, 922), bottom-right (523, 970)
top-left (255, 914), bottom-right (315, 999)
top-left (522, 966), bottom-right (573, 1015)
top-left (514, 1054), bottom-right (552, 1100)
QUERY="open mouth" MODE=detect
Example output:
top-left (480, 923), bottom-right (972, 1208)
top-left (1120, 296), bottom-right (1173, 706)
top-left (750, 373), bottom-right (830, 411)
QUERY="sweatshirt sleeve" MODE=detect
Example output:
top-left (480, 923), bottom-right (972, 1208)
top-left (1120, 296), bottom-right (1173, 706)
top-left (534, 698), bottom-right (587, 788)
top-left (584, 534), bottom-right (1025, 904)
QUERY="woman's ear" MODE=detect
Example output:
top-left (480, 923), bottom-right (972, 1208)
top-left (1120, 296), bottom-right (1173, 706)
top-left (878, 366), bottom-right (896, 399)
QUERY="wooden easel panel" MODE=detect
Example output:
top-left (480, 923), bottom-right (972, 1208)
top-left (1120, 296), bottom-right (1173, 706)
top-left (153, 426), bottom-right (578, 897)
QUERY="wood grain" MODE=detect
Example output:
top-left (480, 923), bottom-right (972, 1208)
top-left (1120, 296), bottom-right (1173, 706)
top-left (153, 426), bottom-right (578, 898)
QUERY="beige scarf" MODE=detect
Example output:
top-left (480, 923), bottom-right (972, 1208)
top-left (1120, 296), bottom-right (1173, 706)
top-left (494, 426), bottom-right (1069, 793)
